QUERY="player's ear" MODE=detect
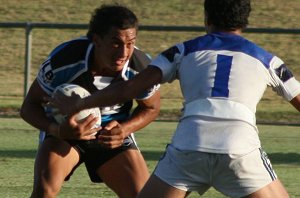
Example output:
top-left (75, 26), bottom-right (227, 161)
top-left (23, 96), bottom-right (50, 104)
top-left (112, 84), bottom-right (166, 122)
top-left (204, 11), bottom-right (211, 26)
top-left (204, 11), bottom-right (213, 33)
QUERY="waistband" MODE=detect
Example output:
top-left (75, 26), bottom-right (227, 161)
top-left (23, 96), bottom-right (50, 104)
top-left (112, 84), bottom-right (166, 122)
top-left (182, 98), bottom-right (256, 126)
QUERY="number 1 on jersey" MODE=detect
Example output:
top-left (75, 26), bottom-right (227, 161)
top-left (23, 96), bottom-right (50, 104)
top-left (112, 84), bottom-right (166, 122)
top-left (212, 54), bottom-right (233, 98)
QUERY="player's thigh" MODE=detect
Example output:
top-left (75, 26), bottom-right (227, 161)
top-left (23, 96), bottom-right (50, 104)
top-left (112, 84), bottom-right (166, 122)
top-left (97, 149), bottom-right (149, 196)
top-left (245, 179), bottom-right (289, 198)
top-left (138, 174), bottom-right (188, 198)
top-left (34, 137), bottom-right (80, 183)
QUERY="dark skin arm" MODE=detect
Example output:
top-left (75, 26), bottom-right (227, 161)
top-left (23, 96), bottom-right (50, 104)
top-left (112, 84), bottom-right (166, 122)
top-left (49, 66), bottom-right (163, 115)
top-left (290, 94), bottom-right (300, 112)
top-left (49, 65), bottom-right (300, 117)
top-left (84, 66), bottom-right (163, 110)
top-left (47, 66), bottom-right (162, 148)
top-left (98, 91), bottom-right (160, 149)
top-left (20, 79), bottom-right (100, 140)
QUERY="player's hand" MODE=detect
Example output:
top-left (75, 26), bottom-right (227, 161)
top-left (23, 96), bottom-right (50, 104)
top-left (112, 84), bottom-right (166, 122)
top-left (59, 114), bottom-right (101, 140)
top-left (97, 120), bottom-right (126, 149)
top-left (44, 90), bottom-right (83, 115)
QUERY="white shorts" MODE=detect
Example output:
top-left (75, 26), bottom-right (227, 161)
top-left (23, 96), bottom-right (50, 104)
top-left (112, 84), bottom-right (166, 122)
top-left (154, 144), bottom-right (277, 198)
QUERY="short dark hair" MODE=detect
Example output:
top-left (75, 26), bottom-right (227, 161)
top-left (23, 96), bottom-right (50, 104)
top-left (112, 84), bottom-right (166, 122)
top-left (204, 0), bottom-right (251, 30)
top-left (87, 4), bottom-right (138, 39)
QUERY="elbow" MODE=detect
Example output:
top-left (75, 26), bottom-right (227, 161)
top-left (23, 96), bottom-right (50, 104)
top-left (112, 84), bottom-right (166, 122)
top-left (153, 103), bottom-right (161, 119)
top-left (148, 93), bottom-right (161, 119)
top-left (19, 101), bottom-right (32, 122)
top-left (19, 103), bottom-right (27, 121)
top-left (290, 94), bottom-right (300, 112)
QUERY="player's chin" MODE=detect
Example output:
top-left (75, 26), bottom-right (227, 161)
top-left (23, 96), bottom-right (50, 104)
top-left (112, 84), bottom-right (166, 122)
top-left (114, 59), bottom-right (127, 67)
top-left (111, 64), bottom-right (125, 72)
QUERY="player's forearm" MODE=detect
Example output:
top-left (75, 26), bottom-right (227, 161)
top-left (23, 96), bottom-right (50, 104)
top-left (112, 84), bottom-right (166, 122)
top-left (290, 94), bottom-right (300, 112)
top-left (121, 106), bottom-right (160, 136)
top-left (81, 66), bottom-right (163, 110)
top-left (121, 92), bottom-right (161, 136)
top-left (82, 80), bottom-right (135, 110)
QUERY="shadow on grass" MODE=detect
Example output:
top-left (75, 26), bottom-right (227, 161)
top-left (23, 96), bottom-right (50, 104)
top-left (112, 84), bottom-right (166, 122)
top-left (0, 150), bottom-right (36, 158)
top-left (142, 151), bottom-right (300, 165)
top-left (0, 150), bottom-right (299, 165)
top-left (142, 151), bottom-right (164, 161)
top-left (268, 153), bottom-right (300, 164)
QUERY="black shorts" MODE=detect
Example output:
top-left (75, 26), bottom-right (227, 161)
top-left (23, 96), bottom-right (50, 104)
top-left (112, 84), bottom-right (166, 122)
top-left (45, 134), bottom-right (138, 183)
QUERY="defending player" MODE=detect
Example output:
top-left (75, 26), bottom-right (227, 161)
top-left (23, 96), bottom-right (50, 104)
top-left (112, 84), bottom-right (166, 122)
top-left (20, 4), bottom-right (160, 198)
top-left (49, 0), bottom-right (300, 197)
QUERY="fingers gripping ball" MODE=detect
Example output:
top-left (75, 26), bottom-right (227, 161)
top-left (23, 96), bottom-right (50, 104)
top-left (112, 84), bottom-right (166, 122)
top-left (51, 84), bottom-right (101, 135)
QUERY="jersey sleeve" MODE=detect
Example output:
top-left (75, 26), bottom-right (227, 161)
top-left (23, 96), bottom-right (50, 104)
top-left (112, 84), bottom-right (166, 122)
top-left (36, 55), bottom-right (85, 96)
top-left (36, 39), bottom-right (90, 95)
top-left (150, 43), bottom-right (184, 83)
top-left (128, 48), bottom-right (161, 100)
top-left (36, 57), bottom-right (57, 95)
top-left (268, 56), bottom-right (300, 101)
top-left (135, 83), bottom-right (160, 100)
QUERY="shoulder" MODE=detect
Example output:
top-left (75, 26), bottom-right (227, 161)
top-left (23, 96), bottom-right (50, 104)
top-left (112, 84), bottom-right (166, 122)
top-left (187, 33), bottom-right (276, 68)
top-left (129, 47), bottom-right (151, 72)
top-left (237, 37), bottom-right (275, 68)
top-left (49, 37), bottom-right (92, 69)
top-left (37, 37), bottom-right (92, 93)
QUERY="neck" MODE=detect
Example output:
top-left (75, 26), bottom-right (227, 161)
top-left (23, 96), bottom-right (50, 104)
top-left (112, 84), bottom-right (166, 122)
top-left (207, 25), bottom-right (242, 35)
top-left (91, 65), bottom-right (120, 77)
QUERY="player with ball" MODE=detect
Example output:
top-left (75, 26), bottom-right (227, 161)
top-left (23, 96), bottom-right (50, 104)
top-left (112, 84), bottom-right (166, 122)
top-left (20, 4), bottom-right (160, 198)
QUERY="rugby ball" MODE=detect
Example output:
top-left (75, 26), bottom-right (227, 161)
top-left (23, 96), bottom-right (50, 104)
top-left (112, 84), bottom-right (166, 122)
top-left (51, 84), bottom-right (101, 135)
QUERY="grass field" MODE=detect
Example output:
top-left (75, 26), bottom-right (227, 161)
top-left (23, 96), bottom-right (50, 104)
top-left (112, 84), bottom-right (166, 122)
top-left (0, 118), bottom-right (299, 198)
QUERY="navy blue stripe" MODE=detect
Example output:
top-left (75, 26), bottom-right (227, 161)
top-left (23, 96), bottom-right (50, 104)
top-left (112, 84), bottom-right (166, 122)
top-left (275, 64), bottom-right (294, 82)
top-left (50, 42), bottom-right (70, 56)
top-left (161, 46), bottom-right (180, 62)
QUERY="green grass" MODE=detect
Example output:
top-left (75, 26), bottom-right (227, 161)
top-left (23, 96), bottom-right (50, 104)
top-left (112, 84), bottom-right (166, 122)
top-left (0, 118), bottom-right (299, 198)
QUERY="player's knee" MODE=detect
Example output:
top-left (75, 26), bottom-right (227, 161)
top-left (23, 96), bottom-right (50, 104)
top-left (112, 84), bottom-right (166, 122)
top-left (31, 184), bottom-right (61, 198)
top-left (116, 187), bottom-right (140, 198)
top-left (31, 175), bottom-right (62, 198)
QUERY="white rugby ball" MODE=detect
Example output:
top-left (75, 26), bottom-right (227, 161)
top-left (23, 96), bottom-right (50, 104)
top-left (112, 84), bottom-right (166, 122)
top-left (51, 84), bottom-right (101, 135)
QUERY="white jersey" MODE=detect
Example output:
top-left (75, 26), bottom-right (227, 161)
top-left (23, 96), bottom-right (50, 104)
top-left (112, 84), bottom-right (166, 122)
top-left (150, 32), bottom-right (300, 154)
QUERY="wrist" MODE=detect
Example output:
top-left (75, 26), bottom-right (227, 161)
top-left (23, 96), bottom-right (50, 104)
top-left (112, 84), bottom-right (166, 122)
top-left (75, 98), bottom-right (85, 112)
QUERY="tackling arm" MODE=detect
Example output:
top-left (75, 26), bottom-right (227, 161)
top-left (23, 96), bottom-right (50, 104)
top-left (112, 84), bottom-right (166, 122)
top-left (290, 94), bottom-right (300, 112)
top-left (81, 66), bottom-right (163, 112)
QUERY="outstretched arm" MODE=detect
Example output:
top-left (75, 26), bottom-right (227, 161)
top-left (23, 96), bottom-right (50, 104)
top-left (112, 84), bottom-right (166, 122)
top-left (50, 66), bottom-right (163, 115)
top-left (84, 66), bottom-right (162, 109)
top-left (290, 94), bottom-right (300, 112)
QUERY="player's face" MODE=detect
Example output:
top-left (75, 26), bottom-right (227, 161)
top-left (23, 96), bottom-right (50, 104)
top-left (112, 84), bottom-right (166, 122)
top-left (93, 27), bottom-right (137, 76)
